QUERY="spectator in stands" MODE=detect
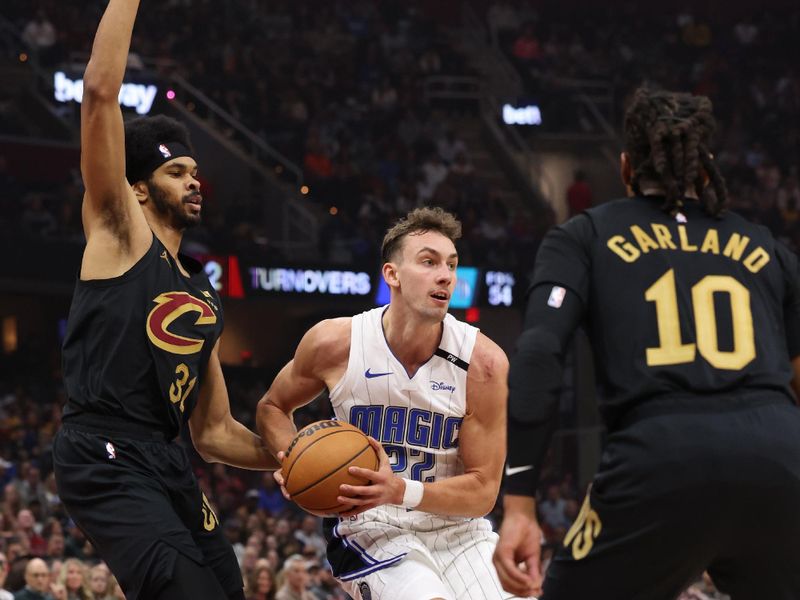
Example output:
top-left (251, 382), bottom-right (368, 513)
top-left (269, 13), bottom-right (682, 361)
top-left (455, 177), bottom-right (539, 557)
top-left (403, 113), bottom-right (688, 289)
top-left (21, 11), bottom-right (57, 65)
top-left (44, 532), bottom-right (64, 561)
top-left (273, 520), bottom-right (302, 561)
top-left (0, 552), bottom-right (12, 600)
top-left (224, 518), bottom-right (246, 565)
top-left (15, 511), bottom-right (45, 558)
top-left (512, 23), bottom-right (543, 65)
top-left (308, 568), bottom-right (345, 600)
top-left (436, 129), bottom-right (467, 166)
top-left (87, 565), bottom-right (112, 600)
top-left (293, 516), bottom-right (325, 562)
top-left (61, 522), bottom-right (86, 561)
top-left (275, 555), bottom-right (313, 600)
top-left (20, 196), bottom-right (57, 239)
top-left (245, 565), bottom-right (276, 600)
top-left (487, 1), bottom-right (520, 48)
top-left (14, 558), bottom-right (52, 600)
top-left (538, 483), bottom-right (572, 542)
top-left (46, 585), bottom-right (64, 600)
top-left (566, 170), bottom-right (593, 217)
top-left (56, 559), bottom-right (90, 600)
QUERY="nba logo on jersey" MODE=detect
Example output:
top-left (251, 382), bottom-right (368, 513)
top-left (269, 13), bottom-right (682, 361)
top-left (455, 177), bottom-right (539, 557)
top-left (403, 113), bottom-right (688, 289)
top-left (548, 285), bottom-right (566, 308)
top-left (158, 144), bottom-right (171, 158)
top-left (358, 582), bottom-right (372, 599)
top-left (105, 442), bottom-right (116, 460)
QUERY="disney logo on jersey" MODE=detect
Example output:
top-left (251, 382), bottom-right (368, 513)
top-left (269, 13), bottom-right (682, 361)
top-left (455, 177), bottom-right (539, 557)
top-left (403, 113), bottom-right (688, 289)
top-left (146, 291), bottom-right (217, 355)
top-left (430, 381), bottom-right (456, 392)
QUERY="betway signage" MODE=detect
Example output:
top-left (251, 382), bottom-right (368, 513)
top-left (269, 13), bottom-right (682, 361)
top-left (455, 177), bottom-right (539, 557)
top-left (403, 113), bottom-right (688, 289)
top-left (502, 103), bottom-right (542, 126)
top-left (248, 267), bottom-right (372, 296)
top-left (53, 71), bottom-right (158, 115)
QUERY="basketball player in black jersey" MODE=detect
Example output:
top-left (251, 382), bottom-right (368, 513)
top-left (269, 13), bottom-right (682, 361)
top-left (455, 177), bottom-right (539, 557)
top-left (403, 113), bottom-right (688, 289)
top-left (493, 87), bottom-right (800, 600)
top-left (52, 2), bottom-right (277, 599)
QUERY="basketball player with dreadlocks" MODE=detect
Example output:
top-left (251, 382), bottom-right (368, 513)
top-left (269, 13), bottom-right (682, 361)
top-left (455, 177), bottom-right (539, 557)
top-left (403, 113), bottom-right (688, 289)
top-left (493, 86), bottom-right (800, 600)
top-left (52, 1), bottom-right (277, 599)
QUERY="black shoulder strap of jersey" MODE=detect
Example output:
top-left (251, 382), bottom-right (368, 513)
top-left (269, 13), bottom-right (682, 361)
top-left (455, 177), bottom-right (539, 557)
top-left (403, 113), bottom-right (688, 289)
top-left (434, 348), bottom-right (469, 371)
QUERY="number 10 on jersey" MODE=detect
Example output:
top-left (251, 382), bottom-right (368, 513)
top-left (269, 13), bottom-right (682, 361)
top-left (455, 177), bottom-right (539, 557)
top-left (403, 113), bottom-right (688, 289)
top-left (645, 269), bottom-right (756, 370)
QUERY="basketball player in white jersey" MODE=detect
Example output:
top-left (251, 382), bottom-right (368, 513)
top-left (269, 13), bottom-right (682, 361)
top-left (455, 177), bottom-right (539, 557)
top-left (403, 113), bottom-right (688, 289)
top-left (257, 207), bottom-right (533, 600)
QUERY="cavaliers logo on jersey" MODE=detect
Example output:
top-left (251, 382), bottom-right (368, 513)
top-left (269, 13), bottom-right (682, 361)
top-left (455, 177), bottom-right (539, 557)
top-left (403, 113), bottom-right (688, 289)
top-left (146, 291), bottom-right (217, 355)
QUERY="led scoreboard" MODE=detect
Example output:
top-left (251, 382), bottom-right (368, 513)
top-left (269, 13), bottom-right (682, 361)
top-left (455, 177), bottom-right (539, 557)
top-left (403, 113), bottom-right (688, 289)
top-left (196, 255), bottom-right (521, 308)
top-left (484, 271), bottom-right (516, 307)
top-left (374, 268), bottom-right (518, 308)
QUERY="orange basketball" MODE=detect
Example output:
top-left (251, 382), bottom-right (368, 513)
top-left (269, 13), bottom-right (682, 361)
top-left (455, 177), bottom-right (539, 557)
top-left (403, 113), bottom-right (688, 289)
top-left (282, 420), bottom-right (379, 516)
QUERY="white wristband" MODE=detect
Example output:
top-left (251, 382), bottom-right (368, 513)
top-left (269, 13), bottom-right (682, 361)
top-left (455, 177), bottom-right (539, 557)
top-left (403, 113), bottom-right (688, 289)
top-left (400, 478), bottom-right (424, 509)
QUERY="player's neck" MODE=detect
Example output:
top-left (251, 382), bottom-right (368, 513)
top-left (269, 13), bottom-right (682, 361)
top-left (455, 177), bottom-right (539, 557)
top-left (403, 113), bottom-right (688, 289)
top-left (382, 306), bottom-right (443, 375)
top-left (148, 220), bottom-right (186, 271)
top-left (639, 179), bottom-right (699, 200)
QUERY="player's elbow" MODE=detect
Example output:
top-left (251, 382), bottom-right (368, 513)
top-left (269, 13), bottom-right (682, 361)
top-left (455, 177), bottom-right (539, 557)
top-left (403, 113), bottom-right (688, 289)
top-left (82, 71), bottom-right (120, 106)
top-left (191, 422), bottom-right (226, 464)
top-left (255, 394), bottom-right (285, 435)
top-left (468, 473), bottom-right (502, 517)
top-left (192, 433), bottom-right (218, 463)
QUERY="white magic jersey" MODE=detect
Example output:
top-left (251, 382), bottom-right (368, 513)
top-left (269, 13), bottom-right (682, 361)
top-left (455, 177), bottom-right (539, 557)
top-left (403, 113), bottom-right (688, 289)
top-left (329, 306), bottom-right (478, 484)
top-left (324, 308), bottom-right (530, 598)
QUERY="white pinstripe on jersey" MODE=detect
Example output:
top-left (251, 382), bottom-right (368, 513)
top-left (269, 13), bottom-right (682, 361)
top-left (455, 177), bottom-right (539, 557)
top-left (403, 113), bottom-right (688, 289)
top-left (324, 308), bottom-right (533, 598)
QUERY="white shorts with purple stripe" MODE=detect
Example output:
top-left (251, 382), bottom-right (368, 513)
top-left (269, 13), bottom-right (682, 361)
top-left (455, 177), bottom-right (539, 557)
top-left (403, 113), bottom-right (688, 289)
top-left (324, 506), bottom-right (532, 600)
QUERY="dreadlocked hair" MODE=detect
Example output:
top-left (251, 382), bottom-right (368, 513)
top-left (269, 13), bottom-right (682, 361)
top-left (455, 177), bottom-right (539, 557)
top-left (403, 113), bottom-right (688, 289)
top-left (623, 87), bottom-right (729, 217)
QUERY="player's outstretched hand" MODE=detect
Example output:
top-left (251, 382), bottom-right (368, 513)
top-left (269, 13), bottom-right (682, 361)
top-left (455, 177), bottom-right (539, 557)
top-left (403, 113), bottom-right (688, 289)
top-left (273, 451), bottom-right (292, 501)
top-left (336, 436), bottom-right (400, 517)
top-left (493, 509), bottom-right (544, 598)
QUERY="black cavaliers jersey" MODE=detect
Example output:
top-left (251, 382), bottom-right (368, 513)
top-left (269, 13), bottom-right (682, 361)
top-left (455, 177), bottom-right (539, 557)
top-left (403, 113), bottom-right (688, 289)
top-left (533, 195), bottom-right (800, 426)
top-left (61, 235), bottom-right (223, 438)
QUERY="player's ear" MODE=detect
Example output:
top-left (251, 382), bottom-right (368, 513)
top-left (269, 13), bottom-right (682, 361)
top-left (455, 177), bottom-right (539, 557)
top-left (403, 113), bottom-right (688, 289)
top-left (620, 152), bottom-right (634, 196)
top-left (382, 262), bottom-right (400, 289)
top-left (131, 180), bottom-right (149, 205)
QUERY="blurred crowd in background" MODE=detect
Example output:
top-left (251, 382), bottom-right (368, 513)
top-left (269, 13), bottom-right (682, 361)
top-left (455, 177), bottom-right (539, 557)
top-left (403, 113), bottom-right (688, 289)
top-left (2, 0), bottom-right (796, 598)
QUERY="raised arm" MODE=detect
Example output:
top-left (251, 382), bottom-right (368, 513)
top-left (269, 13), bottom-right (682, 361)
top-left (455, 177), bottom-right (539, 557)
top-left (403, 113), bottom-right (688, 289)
top-left (80, 0), bottom-right (150, 273)
top-left (256, 318), bottom-right (351, 459)
top-left (338, 332), bottom-right (510, 518)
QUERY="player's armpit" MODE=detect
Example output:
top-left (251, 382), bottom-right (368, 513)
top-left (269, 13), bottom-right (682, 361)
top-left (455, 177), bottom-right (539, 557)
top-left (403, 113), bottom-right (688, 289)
top-left (80, 0), bottom-right (150, 252)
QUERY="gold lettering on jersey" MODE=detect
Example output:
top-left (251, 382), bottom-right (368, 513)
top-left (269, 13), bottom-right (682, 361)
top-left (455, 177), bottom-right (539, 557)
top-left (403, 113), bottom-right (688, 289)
top-left (723, 233), bottom-right (750, 261)
top-left (607, 235), bottom-right (640, 263)
top-left (201, 492), bottom-right (219, 531)
top-left (146, 291), bottom-right (217, 355)
top-left (630, 225), bottom-right (659, 253)
top-left (743, 248), bottom-right (770, 273)
top-left (651, 224), bottom-right (677, 250)
top-left (606, 225), bottom-right (769, 273)
top-left (169, 363), bottom-right (197, 413)
top-left (677, 225), bottom-right (697, 252)
top-left (700, 229), bottom-right (720, 254)
top-left (200, 290), bottom-right (219, 311)
top-left (564, 492), bottom-right (602, 561)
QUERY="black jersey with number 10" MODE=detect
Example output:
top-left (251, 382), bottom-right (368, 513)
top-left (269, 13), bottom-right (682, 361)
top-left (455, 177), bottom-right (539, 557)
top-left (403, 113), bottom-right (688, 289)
top-left (533, 196), bottom-right (800, 427)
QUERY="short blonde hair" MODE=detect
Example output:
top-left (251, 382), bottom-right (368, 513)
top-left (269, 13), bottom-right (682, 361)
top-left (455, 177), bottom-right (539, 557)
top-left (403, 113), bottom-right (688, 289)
top-left (381, 207), bottom-right (462, 263)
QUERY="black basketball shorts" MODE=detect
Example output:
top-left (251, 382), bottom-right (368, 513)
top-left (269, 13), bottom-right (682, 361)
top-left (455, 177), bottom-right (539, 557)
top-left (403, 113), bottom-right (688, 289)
top-left (542, 395), bottom-right (800, 600)
top-left (53, 422), bottom-right (242, 600)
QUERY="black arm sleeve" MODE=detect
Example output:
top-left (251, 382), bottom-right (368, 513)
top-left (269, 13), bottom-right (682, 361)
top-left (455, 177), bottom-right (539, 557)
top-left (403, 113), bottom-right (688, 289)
top-left (504, 215), bottom-right (593, 496)
top-left (777, 243), bottom-right (800, 358)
